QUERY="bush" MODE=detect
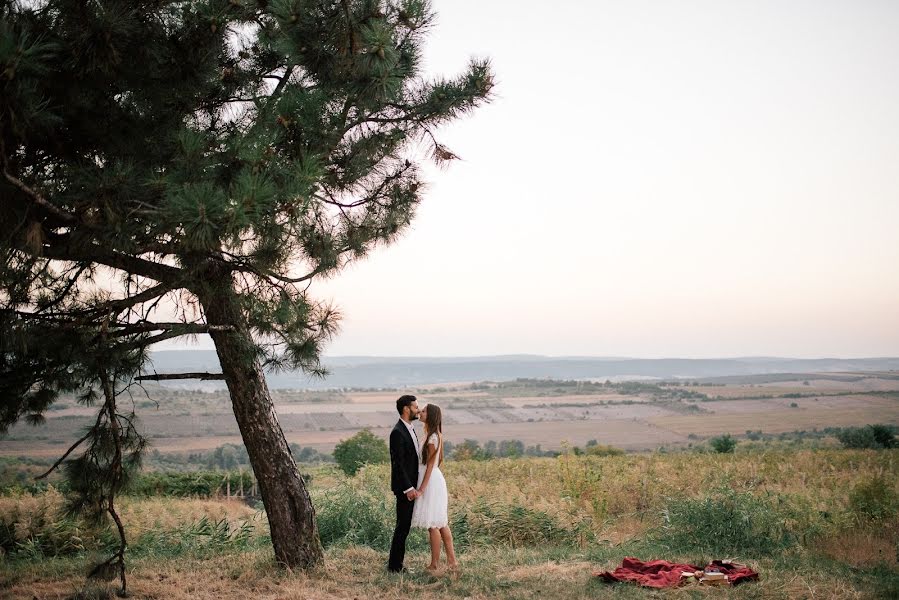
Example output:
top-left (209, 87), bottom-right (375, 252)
top-left (837, 425), bottom-right (899, 450)
top-left (709, 434), bottom-right (737, 453)
top-left (849, 476), bottom-right (898, 523)
top-left (585, 444), bottom-right (624, 457)
top-left (497, 439), bottom-right (524, 458)
top-left (451, 439), bottom-right (491, 461)
top-left (333, 429), bottom-right (390, 476)
top-left (656, 488), bottom-right (801, 556)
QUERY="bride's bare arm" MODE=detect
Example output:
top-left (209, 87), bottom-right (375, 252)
top-left (418, 436), bottom-right (439, 493)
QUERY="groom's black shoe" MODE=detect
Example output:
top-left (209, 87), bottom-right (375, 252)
top-left (387, 566), bottom-right (411, 574)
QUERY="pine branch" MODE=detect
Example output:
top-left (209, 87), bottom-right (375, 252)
top-left (11, 283), bottom-right (172, 323)
top-left (98, 365), bottom-right (127, 596)
top-left (39, 237), bottom-right (184, 284)
top-left (34, 265), bottom-right (89, 314)
top-left (135, 372), bottom-right (226, 381)
top-left (109, 322), bottom-right (234, 336)
top-left (340, 0), bottom-right (357, 55)
top-left (35, 403), bottom-right (107, 480)
top-left (34, 430), bottom-right (93, 480)
top-left (2, 171), bottom-right (80, 225)
top-left (0, 137), bottom-right (82, 228)
top-left (95, 284), bottom-right (172, 317)
top-left (320, 161), bottom-right (413, 208)
top-left (268, 64), bottom-right (294, 108)
top-left (126, 329), bottom-right (202, 347)
top-left (225, 256), bottom-right (331, 285)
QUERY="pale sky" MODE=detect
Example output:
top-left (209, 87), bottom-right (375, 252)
top-left (167, 0), bottom-right (899, 358)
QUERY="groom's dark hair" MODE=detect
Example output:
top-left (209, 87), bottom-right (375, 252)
top-left (396, 394), bottom-right (417, 415)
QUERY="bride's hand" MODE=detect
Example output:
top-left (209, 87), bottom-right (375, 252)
top-left (417, 486), bottom-right (426, 495)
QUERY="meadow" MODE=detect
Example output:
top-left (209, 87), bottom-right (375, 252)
top-left (2, 445), bottom-right (898, 599)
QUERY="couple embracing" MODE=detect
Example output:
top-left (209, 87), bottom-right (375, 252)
top-left (387, 395), bottom-right (459, 574)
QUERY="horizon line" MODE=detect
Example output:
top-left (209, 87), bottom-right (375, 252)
top-left (147, 350), bottom-right (899, 361)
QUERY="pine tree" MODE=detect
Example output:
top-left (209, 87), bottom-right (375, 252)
top-left (0, 0), bottom-right (492, 571)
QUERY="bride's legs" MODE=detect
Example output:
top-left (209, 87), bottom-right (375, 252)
top-left (439, 526), bottom-right (457, 569)
top-left (427, 527), bottom-right (442, 569)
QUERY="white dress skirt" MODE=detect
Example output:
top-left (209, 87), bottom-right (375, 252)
top-left (410, 433), bottom-right (448, 529)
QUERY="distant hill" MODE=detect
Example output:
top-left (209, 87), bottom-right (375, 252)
top-left (144, 351), bottom-right (899, 390)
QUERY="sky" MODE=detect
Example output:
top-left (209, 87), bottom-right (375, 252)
top-left (167, 0), bottom-right (899, 358)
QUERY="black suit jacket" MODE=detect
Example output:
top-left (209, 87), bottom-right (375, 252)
top-left (389, 419), bottom-right (419, 496)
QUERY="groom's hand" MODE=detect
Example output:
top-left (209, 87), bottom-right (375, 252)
top-left (405, 490), bottom-right (418, 500)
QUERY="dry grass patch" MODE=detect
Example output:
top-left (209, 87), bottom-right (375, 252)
top-left (816, 529), bottom-right (898, 568)
top-left (119, 497), bottom-right (259, 534)
top-left (502, 560), bottom-right (593, 582)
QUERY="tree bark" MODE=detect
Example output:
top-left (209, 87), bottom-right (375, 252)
top-left (197, 269), bottom-right (324, 569)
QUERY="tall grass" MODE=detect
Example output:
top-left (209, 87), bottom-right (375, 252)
top-left (849, 475), bottom-right (899, 523)
top-left (0, 488), bottom-right (264, 561)
top-left (0, 487), bottom-right (107, 559)
top-left (133, 515), bottom-right (259, 558)
top-left (451, 500), bottom-right (591, 548)
top-left (313, 475), bottom-right (408, 551)
top-left (654, 486), bottom-right (809, 556)
top-left (313, 464), bottom-right (591, 552)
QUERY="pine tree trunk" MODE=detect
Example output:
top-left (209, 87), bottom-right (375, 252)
top-left (197, 272), bottom-right (324, 569)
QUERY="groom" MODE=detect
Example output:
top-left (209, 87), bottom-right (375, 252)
top-left (387, 394), bottom-right (421, 573)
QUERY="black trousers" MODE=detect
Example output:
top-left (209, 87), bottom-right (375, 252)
top-left (387, 493), bottom-right (414, 571)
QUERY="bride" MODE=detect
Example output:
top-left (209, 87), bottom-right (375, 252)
top-left (410, 403), bottom-right (458, 573)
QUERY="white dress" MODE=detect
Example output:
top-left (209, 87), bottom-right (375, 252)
top-left (410, 433), bottom-right (448, 529)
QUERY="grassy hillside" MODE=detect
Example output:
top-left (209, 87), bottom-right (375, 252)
top-left (2, 447), bottom-right (897, 599)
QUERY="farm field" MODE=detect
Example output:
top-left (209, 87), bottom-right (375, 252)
top-left (2, 448), bottom-right (897, 599)
top-left (2, 373), bottom-right (898, 459)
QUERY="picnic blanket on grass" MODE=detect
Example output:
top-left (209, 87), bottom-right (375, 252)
top-left (594, 557), bottom-right (759, 588)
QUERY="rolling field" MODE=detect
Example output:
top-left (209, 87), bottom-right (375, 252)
top-left (2, 374), bottom-right (898, 459)
top-left (2, 373), bottom-right (897, 598)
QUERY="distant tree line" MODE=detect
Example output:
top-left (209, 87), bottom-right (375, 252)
top-left (737, 424), bottom-right (897, 449)
top-left (458, 378), bottom-right (710, 400)
top-left (145, 443), bottom-right (333, 471)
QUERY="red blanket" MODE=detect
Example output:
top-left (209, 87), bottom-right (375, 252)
top-left (594, 557), bottom-right (759, 588)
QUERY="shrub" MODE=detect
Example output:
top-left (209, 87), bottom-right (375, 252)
top-left (585, 444), bottom-right (624, 457)
top-left (837, 425), bottom-right (898, 450)
top-left (709, 434), bottom-right (737, 453)
top-left (656, 488), bottom-right (801, 556)
top-left (849, 476), bottom-right (899, 523)
top-left (497, 439), bottom-right (524, 458)
top-left (333, 429), bottom-right (390, 476)
top-left (451, 439), bottom-right (491, 461)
